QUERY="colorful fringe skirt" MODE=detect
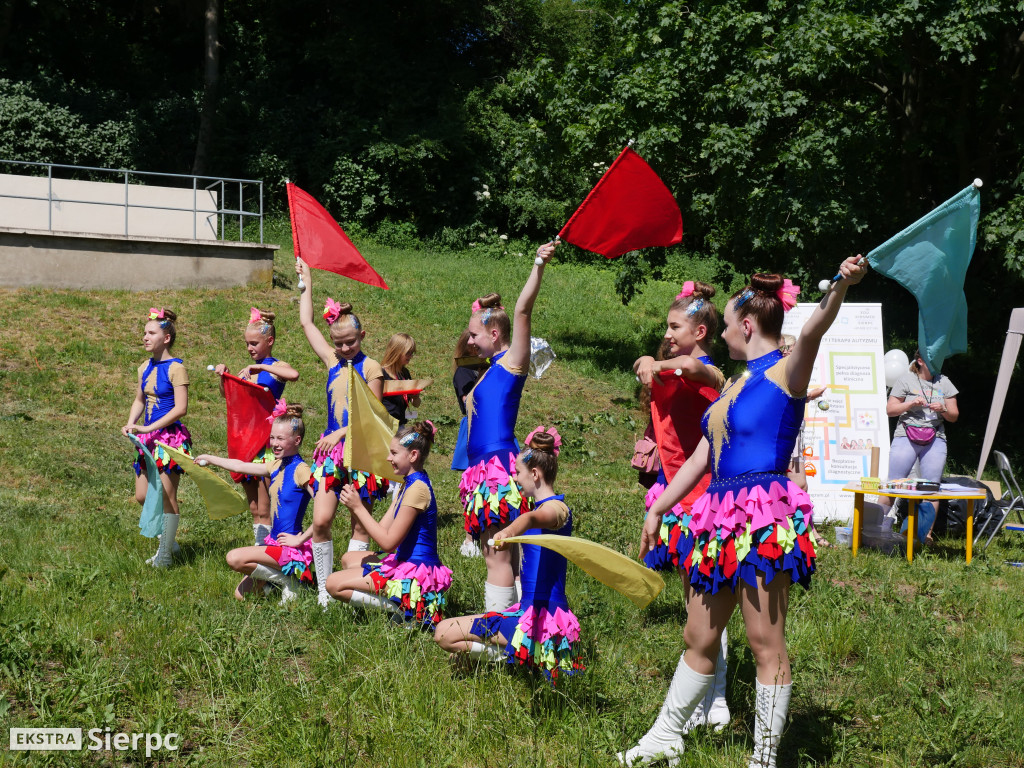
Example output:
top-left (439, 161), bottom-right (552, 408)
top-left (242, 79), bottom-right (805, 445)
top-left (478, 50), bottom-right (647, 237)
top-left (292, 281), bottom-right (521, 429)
top-left (685, 473), bottom-right (816, 595)
top-left (263, 535), bottom-right (315, 584)
top-left (642, 476), bottom-right (695, 572)
top-left (471, 600), bottom-right (585, 681)
top-left (363, 554), bottom-right (453, 627)
top-left (310, 437), bottom-right (389, 502)
top-left (133, 423), bottom-right (193, 476)
top-left (459, 452), bottom-right (530, 537)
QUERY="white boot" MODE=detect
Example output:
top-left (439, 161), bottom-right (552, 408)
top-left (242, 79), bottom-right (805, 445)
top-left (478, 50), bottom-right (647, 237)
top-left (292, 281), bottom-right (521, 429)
top-left (145, 535), bottom-right (180, 565)
top-left (253, 523), bottom-right (271, 546)
top-left (349, 590), bottom-right (401, 615)
top-left (460, 538), bottom-right (482, 558)
top-left (251, 564), bottom-right (300, 605)
top-left (684, 628), bottom-right (731, 733)
top-left (748, 681), bottom-right (792, 768)
top-left (347, 538), bottom-right (369, 552)
top-left (467, 641), bottom-right (504, 661)
top-left (150, 514), bottom-right (180, 568)
top-left (311, 540), bottom-right (335, 608)
top-left (483, 582), bottom-right (516, 613)
top-left (617, 656), bottom-right (715, 766)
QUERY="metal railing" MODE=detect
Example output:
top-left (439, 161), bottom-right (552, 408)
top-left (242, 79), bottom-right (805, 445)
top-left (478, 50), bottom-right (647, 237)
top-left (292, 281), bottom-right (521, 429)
top-left (0, 159), bottom-right (264, 243)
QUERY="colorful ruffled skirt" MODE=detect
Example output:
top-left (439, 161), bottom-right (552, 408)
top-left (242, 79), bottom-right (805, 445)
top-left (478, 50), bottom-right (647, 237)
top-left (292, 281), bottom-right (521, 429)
top-left (685, 473), bottom-right (816, 595)
top-left (264, 535), bottom-right (315, 583)
top-left (363, 554), bottom-right (453, 627)
top-left (459, 452), bottom-right (530, 537)
top-left (236, 444), bottom-right (272, 485)
top-left (133, 423), bottom-right (193, 476)
top-left (310, 437), bottom-right (389, 502)
top-left (642, 475), bottom-right (695, 572)
top-left (470, 600), bottom-right (585, 681)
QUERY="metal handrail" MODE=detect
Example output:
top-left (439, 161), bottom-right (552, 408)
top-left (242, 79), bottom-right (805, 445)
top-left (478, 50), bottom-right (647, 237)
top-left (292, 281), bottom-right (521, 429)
top-left (0, 158), bottom-right (264, 243)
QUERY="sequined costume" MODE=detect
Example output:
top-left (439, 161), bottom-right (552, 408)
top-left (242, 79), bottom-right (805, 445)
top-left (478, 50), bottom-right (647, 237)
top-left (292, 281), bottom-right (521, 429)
top-left (132, 357), bottom-right (192, 475)
top-left (262, 454), bottom-right (315, 582)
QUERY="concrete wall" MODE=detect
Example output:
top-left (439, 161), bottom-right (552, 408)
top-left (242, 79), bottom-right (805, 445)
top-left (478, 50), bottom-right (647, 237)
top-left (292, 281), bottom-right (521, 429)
top-left (0, 173), bottom-right (222, 240)
top-left (0, 227), bottom-right (278, 290)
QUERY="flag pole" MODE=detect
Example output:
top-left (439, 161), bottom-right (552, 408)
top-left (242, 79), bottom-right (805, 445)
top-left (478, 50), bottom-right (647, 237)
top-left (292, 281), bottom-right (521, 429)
top-left (285, 177), bottom-right (306, 290)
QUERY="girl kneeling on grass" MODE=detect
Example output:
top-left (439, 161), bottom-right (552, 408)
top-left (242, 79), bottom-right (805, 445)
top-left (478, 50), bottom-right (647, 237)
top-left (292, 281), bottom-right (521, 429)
top-left (194, 402), bottom-right (315, 604)
top-left (212, 308), bottom-right (299, 546)
top-left (435, 427), bottom-right (584, 681)
top-left (122, 307), bottom-right (192, 569)
top-left (325, 422), bottom-right (453, 628)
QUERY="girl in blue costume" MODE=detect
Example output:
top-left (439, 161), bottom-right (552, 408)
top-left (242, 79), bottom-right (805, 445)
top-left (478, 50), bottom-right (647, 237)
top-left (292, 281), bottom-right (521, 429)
top-left (621, 257), bottom-right (867, 768)
top-left (633, 280), bottom-right (731, 734)
top-left (436, 427), bottom-right (584, 681)
top-left (195, 402), bottom-right (315, 604)
top-left (122, 307), bottom-right (192, 569)
top-left (458, 241), bottom-right (556, 612)
top-left (295, 257), bottom-right (390, 608)
top-left (213, 307), bottom-right (299, 546)
top-left (326, 421), bottom-right (453, 627)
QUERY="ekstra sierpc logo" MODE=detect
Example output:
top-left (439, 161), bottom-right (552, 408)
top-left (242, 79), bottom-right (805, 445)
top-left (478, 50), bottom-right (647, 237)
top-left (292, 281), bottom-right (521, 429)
top-left (10, 728), bottom-right (179, 756)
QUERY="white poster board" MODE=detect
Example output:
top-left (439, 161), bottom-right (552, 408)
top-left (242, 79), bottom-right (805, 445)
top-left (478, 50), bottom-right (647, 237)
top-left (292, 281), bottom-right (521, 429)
top-left (782, 302), bottom-right (889, 522)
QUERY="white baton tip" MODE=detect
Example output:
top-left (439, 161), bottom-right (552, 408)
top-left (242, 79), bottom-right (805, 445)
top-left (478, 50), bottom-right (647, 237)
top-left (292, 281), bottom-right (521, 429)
top-left (973, 178), bottom-right (983, 188)
top-left (207, 365), bottom-right (215, 371)
top-left (535, 256), bottom-right (544, 266)
top-left (818, 279), bottom-right (831, 292)
top-left (487, 538), bottom-right (495, 547)
top-left (197, 459), bottom-right (208, 466)
top-left (297, 277), bottom-right (305, 290)
top-left (674, 368), bottom-right (683, 376)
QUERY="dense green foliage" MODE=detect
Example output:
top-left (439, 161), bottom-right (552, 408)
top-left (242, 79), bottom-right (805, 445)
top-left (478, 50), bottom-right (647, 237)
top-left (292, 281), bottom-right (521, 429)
top-left (1, 246), bottom-right (1023, 766)
top-left (1, 1), bottom-right (1023, 465)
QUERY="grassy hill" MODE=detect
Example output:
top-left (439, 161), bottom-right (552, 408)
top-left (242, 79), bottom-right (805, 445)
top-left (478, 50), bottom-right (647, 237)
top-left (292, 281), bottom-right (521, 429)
top-left (0, 238), bottom-right (1022, 767)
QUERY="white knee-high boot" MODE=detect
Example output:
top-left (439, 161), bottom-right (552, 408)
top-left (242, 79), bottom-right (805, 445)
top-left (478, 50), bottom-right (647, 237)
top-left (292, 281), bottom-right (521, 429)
top-left (684, 627), bottom-right (731, 733)
top-left (251, 564), bottom-right (300, 604)
top-left (311, 540), bottom-right (334, 608)
top-left (150, 514), bottom-right (180, 568)
top-left (467, 641), bottom-right (504, 661)
top-left (749, 680), bottom-right (792, 768)
top-left (347, 539), bottom-right (369, 552)
top-left (617, 655), bottom-right (715, 767)
top-left (253, 523), bottom-right (270, 546)
top-left (349, 590), bottom-right (401, 615)
top-left (483, 582), bottom-right (516, 613)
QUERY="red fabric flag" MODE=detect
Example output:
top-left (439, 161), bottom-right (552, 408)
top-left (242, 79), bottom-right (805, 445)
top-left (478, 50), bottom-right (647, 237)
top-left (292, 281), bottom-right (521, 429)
top-left (558, 147), bottom-right (683, 258)
top-left (286, 182), bottom-right (389, 289)
top-left (223, 372), bottom-right (277, 483)
top-left (650, 372), bottom-right (718, 506)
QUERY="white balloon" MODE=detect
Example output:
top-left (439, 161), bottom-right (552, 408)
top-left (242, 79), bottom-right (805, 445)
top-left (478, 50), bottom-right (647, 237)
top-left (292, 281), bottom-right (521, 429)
top-left (884, 349), bottom-right (910, 388)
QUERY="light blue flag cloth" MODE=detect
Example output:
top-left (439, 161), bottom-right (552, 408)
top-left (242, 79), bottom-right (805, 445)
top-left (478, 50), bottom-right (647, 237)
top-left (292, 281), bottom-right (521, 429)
top-left (128, 434), bottom-right (164, 537)
top-left (866, 183), bottom-right (980, 374)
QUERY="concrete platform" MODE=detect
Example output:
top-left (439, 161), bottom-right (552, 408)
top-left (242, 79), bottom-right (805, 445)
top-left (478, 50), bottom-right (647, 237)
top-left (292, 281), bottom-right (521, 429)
top-left (0, 227), bottom-right (278, 290)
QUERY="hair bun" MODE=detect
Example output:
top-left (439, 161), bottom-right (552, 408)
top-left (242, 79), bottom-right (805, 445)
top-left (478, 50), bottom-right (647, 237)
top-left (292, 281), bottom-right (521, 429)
top-left (256, 309), bottom-right (276, 323)
top-left (750, 273), bottom-right (784, 294)
top-left (476, 293), bottom-right (502, 310)
top-left (408, 420), bottom-right (436, 446)
top-left (691, 281), bottom-right (716, 300)
top-left (336, 302), bottom-right (353, 315)
top-left (283, 403), bottom-right (304, 419)
top-left (528, 431), bottom-right (556, 453)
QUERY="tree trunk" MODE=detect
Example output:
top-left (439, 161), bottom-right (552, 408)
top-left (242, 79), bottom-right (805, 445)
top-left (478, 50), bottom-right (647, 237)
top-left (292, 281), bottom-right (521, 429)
top-left (191, 0), bottom-right (220, 176)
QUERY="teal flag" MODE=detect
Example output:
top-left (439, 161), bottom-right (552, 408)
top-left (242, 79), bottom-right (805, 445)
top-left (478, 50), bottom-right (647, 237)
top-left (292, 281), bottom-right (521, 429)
top-left (128, 434), bottom-right (164, 537)
top-left (866, 183), bottom-right (980, 374)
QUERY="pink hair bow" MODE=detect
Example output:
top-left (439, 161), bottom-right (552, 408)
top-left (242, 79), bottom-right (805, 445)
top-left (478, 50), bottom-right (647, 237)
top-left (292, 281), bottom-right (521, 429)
top-left (525, 425), bottom-right (562, 456)
top-left (675, 281), bottom-right (695, 300)
top-left (148, 307), bottom-right (165, 320)
top-left (471, 300), bottom-right (482, 313)
top-left (424, 419), bottom-right (437, 437)
top-left (323, 298), bottom-right (342, 325)
top-left (776, 279), bottom-right (801, 312)
top-left (266, 398), bottom-right (288, 422)
top-left (249, 307), bottom-right (262, 324)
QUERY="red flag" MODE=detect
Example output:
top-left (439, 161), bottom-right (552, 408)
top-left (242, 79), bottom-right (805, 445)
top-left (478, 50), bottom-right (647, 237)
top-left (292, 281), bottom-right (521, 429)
top-left (558, 147), bottom-right (682, 259)
top-left (650, 372), bottom-right (717, 506)
top-left (223, 372), bottom-right (277, 483)
top-left (286, 182), bottom-right (389, 289)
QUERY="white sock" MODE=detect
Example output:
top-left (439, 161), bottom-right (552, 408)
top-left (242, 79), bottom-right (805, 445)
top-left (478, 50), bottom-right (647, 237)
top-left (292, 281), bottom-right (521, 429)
top-left (347, 539), bottom-right (370, 552)
top-left (253, 523), bottom-right (271, 546)
top-left (467, 641), bottom-right (504, 661)
top-left (349, 590), bottom-right (400, 614)
top-left (483, 582), bottom-right (516, 613)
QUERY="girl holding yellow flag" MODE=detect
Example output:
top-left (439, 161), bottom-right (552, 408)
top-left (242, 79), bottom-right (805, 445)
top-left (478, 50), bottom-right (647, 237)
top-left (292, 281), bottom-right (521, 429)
top-left (620, 256), bottom-right (867, 768)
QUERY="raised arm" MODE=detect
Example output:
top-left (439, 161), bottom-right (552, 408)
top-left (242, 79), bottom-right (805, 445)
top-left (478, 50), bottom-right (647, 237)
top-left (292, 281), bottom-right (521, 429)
top-left (295, 258), bottom-right (337, 367)
top-left (505, 241), bottom-right (556, 371)
top-left (787, 256), bottom-right (867, 393)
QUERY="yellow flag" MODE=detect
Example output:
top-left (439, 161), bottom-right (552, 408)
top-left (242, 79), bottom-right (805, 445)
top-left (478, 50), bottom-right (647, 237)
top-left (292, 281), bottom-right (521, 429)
top-left (343, 365), bottom-right (401, 482)
top-left (499, 534), bottom-right (665, 609)
top-left (156, 442), bottom-right (248, 520)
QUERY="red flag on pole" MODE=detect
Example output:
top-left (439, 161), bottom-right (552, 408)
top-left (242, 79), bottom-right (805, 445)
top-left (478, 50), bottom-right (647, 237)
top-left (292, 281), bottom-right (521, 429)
top-left (223, 372), bottom-right (277, 482)
top-left (650, 372), bottom-right (717, 505)
top-left (558, 146), bottom-right (683, 259)
top-left (286, 182), bottom-right (389, 289)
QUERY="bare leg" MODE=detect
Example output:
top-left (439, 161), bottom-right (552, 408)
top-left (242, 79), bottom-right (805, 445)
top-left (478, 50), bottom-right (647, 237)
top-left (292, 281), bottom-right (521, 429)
top-left (226, 545), bottom-right (282, 600)
top-left (481, 524), bottom-right (514, 587)
top-left (134, 473), bottom-right (148, 505)
top-left (160, 472), bottom-right (181, 515)
top-left (434, 615), bottom-right (507, 653)
top-left (682, 582), bottom-right (738, 674)
top-left (324, 567), bottom-right (379, 602)
top-left (311, 484), bottom-right (339, 543)
top-left (738, 573), bottom-right (791, 685)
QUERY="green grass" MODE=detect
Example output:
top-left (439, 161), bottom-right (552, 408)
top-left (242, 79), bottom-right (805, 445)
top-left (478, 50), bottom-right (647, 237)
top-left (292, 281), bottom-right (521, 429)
top-left (1, 242), bottom-right (1023, 767)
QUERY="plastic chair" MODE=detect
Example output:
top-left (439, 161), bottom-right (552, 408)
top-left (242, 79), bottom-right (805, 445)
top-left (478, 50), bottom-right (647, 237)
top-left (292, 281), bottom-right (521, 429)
top-left (975, 451), bottom-right (1024, 548)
